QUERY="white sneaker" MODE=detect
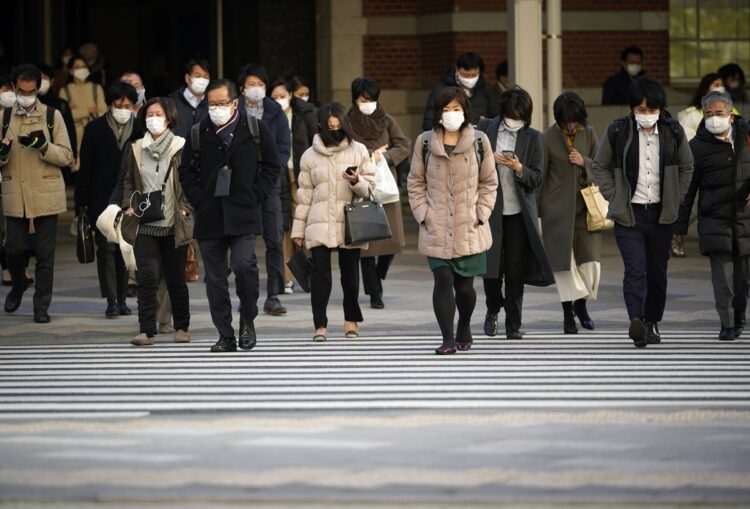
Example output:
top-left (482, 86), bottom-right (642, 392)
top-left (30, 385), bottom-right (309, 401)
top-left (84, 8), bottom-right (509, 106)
top-left (284, 282), bottom-right (294, 294)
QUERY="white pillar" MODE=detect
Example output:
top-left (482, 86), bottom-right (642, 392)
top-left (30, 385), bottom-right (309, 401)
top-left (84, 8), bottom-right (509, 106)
top-left (216, 0), bottom-right (224, 78)
top-left (508, 0), bottom-right (544, 129)
top-left (546, 0), bottom-right (562, 128)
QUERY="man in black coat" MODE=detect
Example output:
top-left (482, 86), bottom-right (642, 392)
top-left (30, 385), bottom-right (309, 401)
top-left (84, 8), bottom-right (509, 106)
top-left (168, 58), bottom-right (211, 139)
top-left (37, 63), bottom-right (77, 169)
top-left (179, 79), bottom-right (281, 353)
top-left (602, 46), bottom-right (646, 106)
top-left (676, 91), bottom-right (750, 340)
top-left (422, 52), bottom-right (500, 131)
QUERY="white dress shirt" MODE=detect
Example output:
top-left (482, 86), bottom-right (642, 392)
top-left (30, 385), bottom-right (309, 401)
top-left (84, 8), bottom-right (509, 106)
top-left (631, 124), bottom-right (660, 205)
top-left (183, 87), bottom-right (201, 109)
top-left (496, 122), bottom-right (521, 215)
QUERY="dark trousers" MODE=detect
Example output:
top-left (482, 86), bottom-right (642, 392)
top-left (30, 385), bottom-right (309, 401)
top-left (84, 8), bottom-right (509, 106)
top-left (5, 215), bottom-right (57, 311)
top-left (134, 234), bottom-right (189, 336)
top-left (709, 250), bottom-right (749, 327)
top-left (261, 181), bottom-right (285, 297)
top-left (310, 246), bottom-right (363, 329)
top-left (198, 234), bottom-right (259, 339)
top-left (361, 254), bottom-right (394, 296)
top-left (93, 227), bottom-right (128, 302)
top-left (483, 213), bottom-right (529, 332)
top-left (433, 266), bottom-right (476, 347)
top-left (614, 204), bottom-right (673, 323)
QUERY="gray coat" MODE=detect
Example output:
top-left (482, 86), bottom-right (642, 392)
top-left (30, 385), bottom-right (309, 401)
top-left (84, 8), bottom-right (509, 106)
top-left (592, 115), bottom-right (694, 227)
top-left (477, 118), bottom-right (554, 286)
top-left (540, 124), bottom-right (601, 272)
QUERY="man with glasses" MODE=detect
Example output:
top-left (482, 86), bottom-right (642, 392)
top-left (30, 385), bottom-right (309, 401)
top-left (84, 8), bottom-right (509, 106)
top-left (676, 90), bottom-right (750, 341)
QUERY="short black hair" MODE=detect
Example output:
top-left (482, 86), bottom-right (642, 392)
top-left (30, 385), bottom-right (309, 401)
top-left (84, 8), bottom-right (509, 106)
top-left (553, 91), bottom-right (588, 126)
top-left (350, 77), bottom-right (380, 103)
top-left (431, 86), bottom-right (472, 131)
top-left (37, 63), bottom-right (54, 79)
top-left (137, 97), bottom-right (179, 133)
top-left (690, 72), bottom-right (722, 109)
top-left (495, 60), bottom-right (508, 79)
top-left (270, 78), bottom-right (292, 96)
top-left (105, 80), bottom-right (138, 107)
top-left (628, 76), bottom-right (666, 110)
top-left (67, 53), bottom-right (87, 70)
top-left (621, 45), bottom-right (644, 62)
top-left (318, 102), bottom-right (353, 146)
top-left (456, 52), bottom-right (484, 73)
top-left (0, 74), bottom-right (12, 89)
top-left (238, 63), bottom-right (269, 89)
top-left (205, 78), bottom-right (238, 100)
top-left (12, 64), bottom-right (42, 88)
top-left (184, 57), bottom-right (211, 77)
top-left (499, 86), bottom-right (533, 127)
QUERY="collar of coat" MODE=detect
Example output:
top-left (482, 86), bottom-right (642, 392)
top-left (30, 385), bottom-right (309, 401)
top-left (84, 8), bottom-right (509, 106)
top-left (312, 134), bottom-right (351, 156)
top-left (429, 124), bottom-right (479, 158)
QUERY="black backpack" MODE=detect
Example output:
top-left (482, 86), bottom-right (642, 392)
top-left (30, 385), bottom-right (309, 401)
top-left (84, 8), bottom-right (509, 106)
top-left (189, 115), bottom-right (263, 169)
top-left (421, 130), bottom-right (484, 167)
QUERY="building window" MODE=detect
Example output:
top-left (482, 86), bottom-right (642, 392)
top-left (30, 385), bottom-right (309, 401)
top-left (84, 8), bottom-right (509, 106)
top-left (670, 0), bottom-right (750, 81)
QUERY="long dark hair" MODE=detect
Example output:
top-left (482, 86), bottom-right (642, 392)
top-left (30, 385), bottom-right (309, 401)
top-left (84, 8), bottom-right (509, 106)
top-left (318, 102), bottom-right (352, 146)
top-left (690, 73), bottom-right (721, 109)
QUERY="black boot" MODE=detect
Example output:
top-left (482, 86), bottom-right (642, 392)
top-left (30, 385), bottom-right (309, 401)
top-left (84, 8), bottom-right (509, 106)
top-left (734, 311), bottom-right (745, 338)
top-left (573, 298), bottom-right (595, 330)
top-left (105, 298), bottom-right (119, 318)
top-left (562, 302), bottom-right (578, 334)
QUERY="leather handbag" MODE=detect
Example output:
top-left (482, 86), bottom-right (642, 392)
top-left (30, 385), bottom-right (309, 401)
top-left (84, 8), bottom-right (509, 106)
top-left (344, 191), bottom-right (392, 245)
top-left (287, 249), bottom-right (312, 293)
top-left (76, 207), bottom-right (95, 264)
top-left (580, 184), bottom-right (614, 232)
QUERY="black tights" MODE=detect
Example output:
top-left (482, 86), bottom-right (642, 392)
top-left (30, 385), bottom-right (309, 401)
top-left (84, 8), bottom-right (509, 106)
top-left (432, 266), bottom-right (476, 347)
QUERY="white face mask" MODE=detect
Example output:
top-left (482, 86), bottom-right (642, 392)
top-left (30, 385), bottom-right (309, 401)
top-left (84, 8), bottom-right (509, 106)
top-left (625, 63), bottom-right (642, 77)
top-left (635, 113), bottom-right (660, 129)
top-left (209, 106), bottom-right (233, 126)
top-left (440, 111), bottom-right (464, 132)
top-left (0, 91), bottom-right (16, 108)
top-left (111, 107), bottom-right (132, 125)
top-left (189, 77), bottom-right (209, 95)
top-left (243, 86), bottom-right (265, 103)
top-left (17, 94), bottom-right (36, 109)
top-left (275, 97), bottom-right (290, 111)
top-left (146, 116), bottom-right (167, 136)
top-left (457, 74), bottom-right (479, 90)
top-left (705, 115), bottom-right (731, 135)
top-left (711, 86), bottom-right (726, 94)
top-left (39, 79), bottom-right (51, 96)
top-left (299, 95), bottom-right (310, 103)
top-left (73, 68), bottom-right (90, 81)
top-left (358, 102), bottom-right (377, 116)
top-left (136, 88), bottom-right (146, 105)
top-left (503, 117), bottom-right (525, 132)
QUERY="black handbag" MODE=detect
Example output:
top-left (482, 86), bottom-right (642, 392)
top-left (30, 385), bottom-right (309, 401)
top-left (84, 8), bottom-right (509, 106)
top-left (344, 191), bottom-right (392, 245)
top-left (130, 163), bottom-right (172, 224)
top-left (286, 249), bottom-right (312, 293)
top-left (76, 207), bottom-right (95, 264)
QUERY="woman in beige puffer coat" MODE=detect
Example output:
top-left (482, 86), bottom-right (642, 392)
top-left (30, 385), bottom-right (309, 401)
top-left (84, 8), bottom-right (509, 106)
top-left (292, 103), bottom-right (376, 342)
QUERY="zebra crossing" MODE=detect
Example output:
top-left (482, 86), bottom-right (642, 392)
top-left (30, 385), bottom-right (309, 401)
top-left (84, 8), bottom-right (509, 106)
top-left (1, 330), bottom-right (749, 418)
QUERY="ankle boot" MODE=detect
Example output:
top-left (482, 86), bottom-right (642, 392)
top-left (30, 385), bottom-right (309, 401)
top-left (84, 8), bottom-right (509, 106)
top-left (105, 298), bottom-right (119, 318)
top-left (562, 301), bottom-right (578, 334)
top-left (573, 298), bottom-right (595, 330)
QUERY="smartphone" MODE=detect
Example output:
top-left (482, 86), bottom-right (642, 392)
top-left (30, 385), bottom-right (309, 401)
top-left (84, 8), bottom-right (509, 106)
top-left (501, 150), bottom-right (516, 158)
top-left (345, 166), bottom-right (357, 175)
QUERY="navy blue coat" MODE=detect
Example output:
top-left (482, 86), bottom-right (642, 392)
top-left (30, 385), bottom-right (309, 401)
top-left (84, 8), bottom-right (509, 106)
top-left (169, 86), bottom-right (209, 139)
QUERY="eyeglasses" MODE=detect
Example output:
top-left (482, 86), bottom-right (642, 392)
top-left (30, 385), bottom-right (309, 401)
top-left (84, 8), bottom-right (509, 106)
top-left (208, 101), bottom-right (235, 110)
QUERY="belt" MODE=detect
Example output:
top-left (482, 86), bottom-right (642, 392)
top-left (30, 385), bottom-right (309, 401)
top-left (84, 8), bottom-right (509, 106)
top-left (632, 202), bottom-right (661, 210)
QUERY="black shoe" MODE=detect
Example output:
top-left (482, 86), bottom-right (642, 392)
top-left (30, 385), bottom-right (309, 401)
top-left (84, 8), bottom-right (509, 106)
top-left (33, 308), bottom-right (51, 324)
top-left (719, 326), bottom-right (736, 341)
top-left (127, 284), bottom-right (137, 298)
top-left (239, 319), bottom-right (257, 351)
top-left (629, 317), bottom-right (647, 348)
top-left (263, 295), bottom-right (287, 316)
top-left (370, 293), bottom-right (384, 309)
top-left (105, 298), bottom-right (119, 318)
top-left (4, 279), bottom-right (30, 313)
top-left (573, 298), bottom-right (595, 330)
top-left (118, 303), bottom-right (132, 316)
top-left (646, 322), bottom-right (661, 344)
top-left (435, 344), bottom-right (456, 355)
top-left (210, 336), bottom-right (237, 352)
top-left (734, 311), bottom-right (745, 338)
top-left (562, 302), bottom-right (578, 334)
top-left (506, 330), bottom-right (523, 340)
top-left (484, 313), bottom-right (498, 336)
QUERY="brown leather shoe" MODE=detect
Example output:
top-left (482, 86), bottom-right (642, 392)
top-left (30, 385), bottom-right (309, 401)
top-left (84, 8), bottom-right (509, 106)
top-left (174, 329), bottom-right (191, 343)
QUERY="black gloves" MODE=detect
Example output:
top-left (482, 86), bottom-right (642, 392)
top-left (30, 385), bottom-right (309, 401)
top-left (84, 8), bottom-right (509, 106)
top-left (18, 131), bottom-right (48, 152)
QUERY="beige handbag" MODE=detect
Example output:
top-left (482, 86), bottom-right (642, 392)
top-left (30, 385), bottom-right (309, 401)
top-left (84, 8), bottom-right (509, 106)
top-left (580, 184), bottom-right (614, 232)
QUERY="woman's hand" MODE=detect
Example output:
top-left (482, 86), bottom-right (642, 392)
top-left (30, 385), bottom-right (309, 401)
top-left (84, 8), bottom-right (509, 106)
top-left (293, 237), bottom-right (304, 247)
top-left (373, 145), bottom-right (388, 163)
top-left (342, 169), bottom-right (359, 183)
top-left (88, 105), bottom-right (98, 116)
top-left (496, 153), bottom-right (522, 174)
top-left (569, 149), bottom-right (584, 167)
top-left (124, 208), bottom-right (135, 216)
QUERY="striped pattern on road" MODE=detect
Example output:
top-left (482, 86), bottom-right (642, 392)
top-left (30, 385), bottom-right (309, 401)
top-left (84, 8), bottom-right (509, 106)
top-left (1, 331), bottom-right (748, 417)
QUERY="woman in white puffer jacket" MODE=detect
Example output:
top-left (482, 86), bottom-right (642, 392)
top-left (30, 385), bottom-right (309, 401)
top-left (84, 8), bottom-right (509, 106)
top-left (292, 103), bottom-right (376, 342)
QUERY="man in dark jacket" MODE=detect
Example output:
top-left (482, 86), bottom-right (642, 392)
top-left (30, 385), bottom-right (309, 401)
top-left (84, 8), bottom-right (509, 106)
top-left (37, 63), bottom-right (77, 166)
top-left (75, 80), bottom-right (138, 318)
top-left (168, 58), bottom-right (210, 138)
top-left (593, 77), bottom-right (694, 348)
top-left (237, 64), bottom-right (292, 315)
top-left (676, 91), bottom-right (750, 340)
top-left (179, 79), bottom-right (281, 353)
top-left (602, 46), bottom-right (646, 105)
top-left (422, 52), bottom-right (499, 131)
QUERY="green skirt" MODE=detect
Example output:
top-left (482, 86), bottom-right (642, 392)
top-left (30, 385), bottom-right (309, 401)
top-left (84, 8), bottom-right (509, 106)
top-left (427, 252), bottom-right (487, 277)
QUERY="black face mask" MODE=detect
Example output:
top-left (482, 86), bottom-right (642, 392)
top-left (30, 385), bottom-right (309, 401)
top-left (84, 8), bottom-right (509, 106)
top-left (328, 128), bottom-right (346, 145)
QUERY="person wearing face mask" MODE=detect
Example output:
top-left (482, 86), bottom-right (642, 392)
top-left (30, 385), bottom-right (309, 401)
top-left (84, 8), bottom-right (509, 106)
top-left (121, 72), bottom-right (147, 114)
top-left (477, 86), bottom-right (553, 340)
top-left (37, 64), bottom-right (77, 176)
top-left (675, 91), bottom-right (750, 341)
top-left (168, 58), bottom-right (211, 139)
top-left (269, 78), bottom-right (318, 294)
top-left (422, 52), bottom-right (500, 131)
top-left (0, 74), bottom-right (16, 110)
top-left (718, 63), bottom-right (749, 107)
top-left (75, 81), bottom-right (139, 319)
top-left (179, 79), bottom-right (282, 353)
top-left (60, 54), bottom-right (106, 168)
top-left (345, 77), bottom-right (411, 309)
top-left (602, 46), bottom-right (646, 106)
top-left (409, 87), bottom-right (497, 354)
top-left (119, 97), bottom-right (193, 346)
top-left (289, 75), bottom-right (318, 107)
top-left (0, 64), bottom-right (74, 323)
top-left (238, 64), bottom-right (292, 316)
top-left (593, 77), bottom-right (694, 348)
top-left (540, 92), bottom-right (601, 334)
top-left (292, 103), bottom-right (376, 342)
top-left (0, 74), bottom-right (11, 285)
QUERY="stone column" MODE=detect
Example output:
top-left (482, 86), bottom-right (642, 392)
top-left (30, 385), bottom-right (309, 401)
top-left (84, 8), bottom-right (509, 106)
top-left (546, 0), bottom-right (562, 128)
top-left (508, 0), bottom-right (544, 129)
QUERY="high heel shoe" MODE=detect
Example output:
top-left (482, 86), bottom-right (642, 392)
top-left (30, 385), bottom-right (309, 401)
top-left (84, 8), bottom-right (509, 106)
top-left (435, 345), bottom-right (456, 355)
top-left (573, 298), bottom-right (595, 330)
top-left (562, 301), bottom-right (578, 334)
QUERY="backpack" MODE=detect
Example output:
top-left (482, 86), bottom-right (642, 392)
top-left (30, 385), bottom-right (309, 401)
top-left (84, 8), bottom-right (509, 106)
top-left (421, 130), bottom-right (484, 168)
top-left (189, 114), bottom-right (263, 169)
top-left (2, 105), bottom-right (56, 141)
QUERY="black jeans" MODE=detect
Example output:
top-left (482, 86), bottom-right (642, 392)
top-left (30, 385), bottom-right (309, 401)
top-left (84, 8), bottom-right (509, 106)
top-left (261, 181), bottom-right (285, 297)
top-left (93, 226), bottom-right (128, 303)
top-left (483, 213), bottom-right (530, 332)
top-left (5, 214), bottom-right (57, 311)
top-left (361, 254), bottom-right (394, 296)
top-left (134, 234), bottom-right (190, 336)
top-left (198, 234), bottom-right (259, 339)
top-left (614, 204), bottom-right (673, 323)
top-left (310, 246), bottom-right (363, 329)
